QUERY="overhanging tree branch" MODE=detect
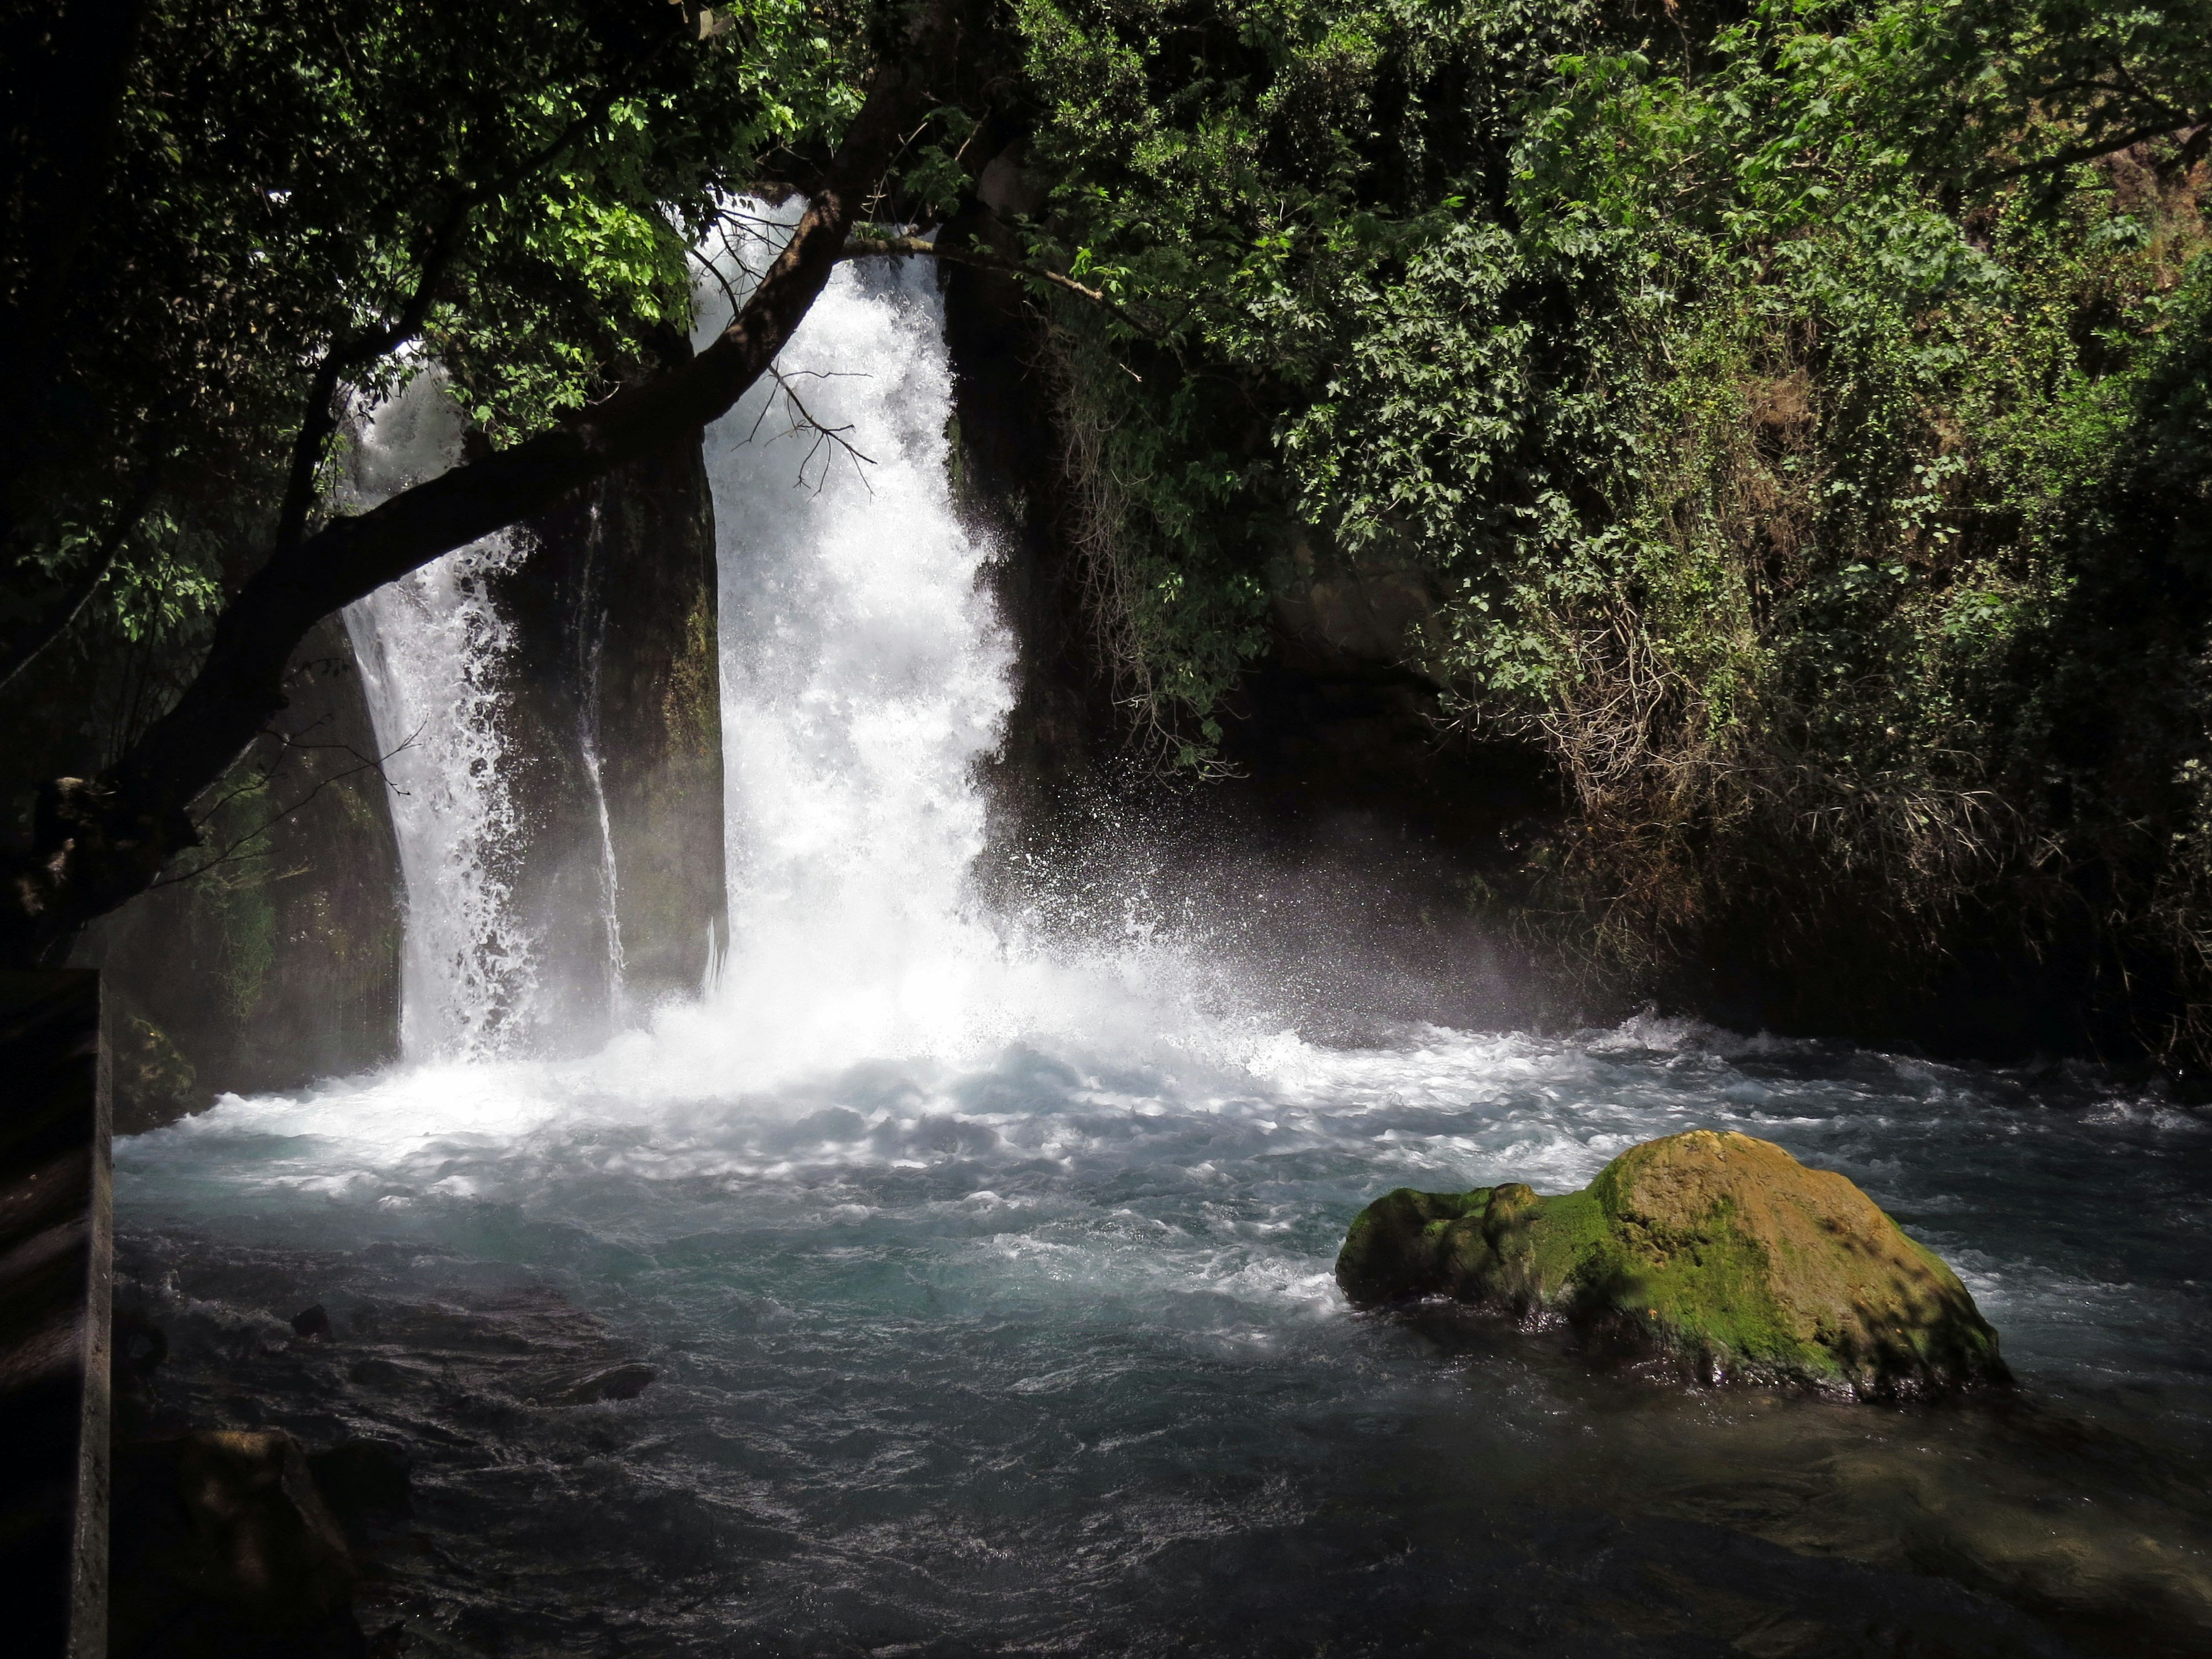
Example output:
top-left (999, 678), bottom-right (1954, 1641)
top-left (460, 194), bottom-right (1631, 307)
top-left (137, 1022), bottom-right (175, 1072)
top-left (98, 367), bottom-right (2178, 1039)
top-left (273, 68), bottom-right (673, 558)
top-left (1986, 110), bottom-right (2212, 180)
top-left (839, 230), bottom-right (1164, 337)
top-left (1, 60), bottom-right (927, 965)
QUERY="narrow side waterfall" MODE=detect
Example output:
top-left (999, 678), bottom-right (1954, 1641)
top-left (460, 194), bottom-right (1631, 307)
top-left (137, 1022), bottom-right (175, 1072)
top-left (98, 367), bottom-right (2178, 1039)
top-left (110, 221), bottom-right (2212, 1659)
top-left (696, 217), bottom-right (1018, 1067)
top-left (342, 376), bottom-right (541, 1061)
top-left (572, 501), bottom-right (628, 1021)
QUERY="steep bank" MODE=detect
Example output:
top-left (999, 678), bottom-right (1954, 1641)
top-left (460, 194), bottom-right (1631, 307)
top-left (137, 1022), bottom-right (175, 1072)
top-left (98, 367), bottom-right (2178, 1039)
top-left (929, 0), bottom-right (2212, 1078)
top-left (70, 614), bottom-right (404, 1131)
top-left (942, 173), bottom-right (1560, 1039)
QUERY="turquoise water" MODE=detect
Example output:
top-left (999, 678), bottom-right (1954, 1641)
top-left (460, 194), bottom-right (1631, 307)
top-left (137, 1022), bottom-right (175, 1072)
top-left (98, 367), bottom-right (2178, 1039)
top-left (121, 244), bottom-right (2212, 1658)
top-left (118, 1014), bottom-right (2212, 1656)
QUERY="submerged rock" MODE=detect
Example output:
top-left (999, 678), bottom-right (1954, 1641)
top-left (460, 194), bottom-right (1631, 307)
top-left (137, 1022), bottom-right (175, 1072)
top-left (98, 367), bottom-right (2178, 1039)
top-left (308, 1438), bottom-right (412, 1530)
top-left (109, 1427), bottom-right (362, 1656)
top-left (1337, 1129), bottom-right (2008, 1396)
top-left (556, 1362), bottom-right (657, 1404)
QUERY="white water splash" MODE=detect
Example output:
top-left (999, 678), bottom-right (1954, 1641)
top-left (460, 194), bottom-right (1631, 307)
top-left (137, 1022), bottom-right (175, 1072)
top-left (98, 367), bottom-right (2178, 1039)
top-left (574, 501), bottom-right (628, 1023)
top-left (342, 371), bottom-right (540, 1061)
top-left (689, 203), bottom-right (1034, 1074)
top-left (122, 229), bottom-right (2212, 1483)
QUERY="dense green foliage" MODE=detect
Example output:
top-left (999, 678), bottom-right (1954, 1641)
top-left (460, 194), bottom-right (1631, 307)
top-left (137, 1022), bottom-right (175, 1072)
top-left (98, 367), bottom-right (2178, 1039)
top-left (6, 0), bottom-right (2211, 1066)
top-left (986, 0), bottom-right (2212, 1060)
top-left (1, 0), bottom-right (866, 794)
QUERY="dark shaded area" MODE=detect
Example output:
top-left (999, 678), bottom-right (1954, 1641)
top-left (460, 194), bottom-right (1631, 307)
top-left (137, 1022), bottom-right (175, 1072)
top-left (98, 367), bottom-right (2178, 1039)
top-left (941, 177), bottom-right (1560, 1037)
top-left (102, 1215), bottom-right (2212, 1659)
top-left (940, 209), bottom-right (2212, 1082)
top-left (109, 1428), bottom-right (368, 1659)
top-left (941, 172), bottom-right (1117, 813)
top-left (0, 970), bottom-right (107, 1659)
top-left (65, 616), bottom-right (403, 1130)
top-left (501, 405), bottom-right (729, 1047)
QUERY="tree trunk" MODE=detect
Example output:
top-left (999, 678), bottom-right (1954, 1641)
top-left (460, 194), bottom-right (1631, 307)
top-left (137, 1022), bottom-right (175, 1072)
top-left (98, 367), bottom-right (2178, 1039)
top-left (0, 63), bottom-right (922, 969)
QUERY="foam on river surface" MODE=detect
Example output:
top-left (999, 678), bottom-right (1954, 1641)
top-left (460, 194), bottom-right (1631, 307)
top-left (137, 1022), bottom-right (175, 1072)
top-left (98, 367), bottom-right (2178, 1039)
top-left (116, 230), bottom-right (2212, 1656)
top-left (113, 1015), bottom-right (2212, 1654)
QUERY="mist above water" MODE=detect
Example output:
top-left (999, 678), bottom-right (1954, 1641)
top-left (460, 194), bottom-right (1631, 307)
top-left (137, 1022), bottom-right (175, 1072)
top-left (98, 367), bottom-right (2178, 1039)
top-left (119, 214), bottom-right (2212, 1654)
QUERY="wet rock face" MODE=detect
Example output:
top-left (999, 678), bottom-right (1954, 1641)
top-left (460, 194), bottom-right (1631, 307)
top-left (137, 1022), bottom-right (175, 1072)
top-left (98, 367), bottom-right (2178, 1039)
top-left (109, 1428), bottom-right (361, 1657)
top-left (554, 1361), bottom-right (657, 1405)
top-left (75, 615), bottom-right (403, 1131)
top-left (499, 422), bottom-right (726, 1046)
top-left (1337, 1130), bottom-right (2009, 1396)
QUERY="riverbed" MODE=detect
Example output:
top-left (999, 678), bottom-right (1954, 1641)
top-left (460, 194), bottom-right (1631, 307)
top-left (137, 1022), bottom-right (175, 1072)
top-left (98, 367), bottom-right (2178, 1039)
top-left (117, 1013), bottom-right (2212, 1656)
top-left (115, 238), bottom-right (2212, 1658)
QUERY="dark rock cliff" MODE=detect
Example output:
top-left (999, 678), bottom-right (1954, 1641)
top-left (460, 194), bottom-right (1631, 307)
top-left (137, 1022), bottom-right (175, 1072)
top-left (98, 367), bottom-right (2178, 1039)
top-left (73, 615), bottom-right (404, 1131)
top-left (497, 429), bottom-right (726, 1047)
top-left (940, 149), bottom-right (1552, 1036)
top-left (941, 145), bottom-right (1553, 863)
top-left (64, 421), bottom-right (725, 1111)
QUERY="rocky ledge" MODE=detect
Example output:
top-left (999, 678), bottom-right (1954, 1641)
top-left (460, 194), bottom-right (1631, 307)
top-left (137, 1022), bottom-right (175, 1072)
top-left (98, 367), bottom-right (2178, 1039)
top-left (1336, 1129), bottom-right (2008, 1396)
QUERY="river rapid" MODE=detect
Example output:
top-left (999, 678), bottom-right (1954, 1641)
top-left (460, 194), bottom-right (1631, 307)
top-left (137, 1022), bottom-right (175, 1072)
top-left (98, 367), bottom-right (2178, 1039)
top-left (116, 228), bottom-right (2212, 1657)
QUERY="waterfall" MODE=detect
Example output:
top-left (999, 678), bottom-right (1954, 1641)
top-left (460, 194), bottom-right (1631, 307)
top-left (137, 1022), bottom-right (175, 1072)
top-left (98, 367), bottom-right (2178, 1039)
top-left (573, 501), bottom-right (628, 1023)
top-left (342, 207), bottom-right (1013, 1072)
top-left (695, 207), bottom-right (1016, 1064)
top-left (342, 373), bottom-right (541, 1061)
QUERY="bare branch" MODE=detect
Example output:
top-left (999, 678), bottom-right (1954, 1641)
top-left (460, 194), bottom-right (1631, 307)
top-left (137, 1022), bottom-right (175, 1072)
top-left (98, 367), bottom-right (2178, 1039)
top-left (840, 231), bottom-right (1166, 339)
top-left (1988, 112), bottom-right (2211, 181)
top-left (151, 730), bottom-right (419, 892)
top-left (763, 363), bottom-right (876, 492)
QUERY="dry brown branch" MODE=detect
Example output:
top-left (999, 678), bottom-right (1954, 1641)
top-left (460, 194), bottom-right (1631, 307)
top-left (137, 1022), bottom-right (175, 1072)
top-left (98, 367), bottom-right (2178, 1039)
top-left (149, 727), bottom-right (420, 892)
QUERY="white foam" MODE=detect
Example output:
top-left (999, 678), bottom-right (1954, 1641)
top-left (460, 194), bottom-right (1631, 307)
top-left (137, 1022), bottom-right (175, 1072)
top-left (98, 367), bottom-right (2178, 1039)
top-left (343, 368), bottom-right (540, 1060)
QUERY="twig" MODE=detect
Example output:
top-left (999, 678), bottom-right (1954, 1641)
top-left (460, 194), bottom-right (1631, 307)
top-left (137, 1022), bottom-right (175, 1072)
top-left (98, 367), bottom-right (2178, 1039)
top-left (763, 363), bottom-right (876, 491)
top-left (0, 464), bottom-right (161, 692)
top-left (1986, 112), bottom-right (2210, 181)
top-left (154, 728), bottom-right (421, 891)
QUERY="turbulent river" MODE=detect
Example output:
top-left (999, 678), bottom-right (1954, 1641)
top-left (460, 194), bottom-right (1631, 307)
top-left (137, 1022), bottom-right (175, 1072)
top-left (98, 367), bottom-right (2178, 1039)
top-left (117, 237), bottom-right (2212, 1657)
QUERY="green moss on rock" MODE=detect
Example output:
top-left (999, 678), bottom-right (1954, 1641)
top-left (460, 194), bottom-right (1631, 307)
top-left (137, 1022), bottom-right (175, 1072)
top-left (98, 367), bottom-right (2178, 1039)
top-left (110, 1005), bottom-right (203, 1136)
top-left (1336, 1129), bottom-right (2008, 1397)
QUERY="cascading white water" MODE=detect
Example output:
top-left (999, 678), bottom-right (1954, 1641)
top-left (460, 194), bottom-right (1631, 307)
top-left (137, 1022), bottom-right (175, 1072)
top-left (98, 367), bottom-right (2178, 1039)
top-left (342, 373), bottom-right (540, 1061)
top-left (339, 211), bottom-right (1040, 1077)
top-left (115, 207), bottom-right (2212, 1659)
top-left (691, 207), bottom-right (1024, 1070)
top-left (573, 501), bottom-right (629, 1023)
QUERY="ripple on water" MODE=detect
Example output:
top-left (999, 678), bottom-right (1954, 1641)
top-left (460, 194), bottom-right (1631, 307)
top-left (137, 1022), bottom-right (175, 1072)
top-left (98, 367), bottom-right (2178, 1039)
top-left (113, 1013), bottom-right (2212, 1656)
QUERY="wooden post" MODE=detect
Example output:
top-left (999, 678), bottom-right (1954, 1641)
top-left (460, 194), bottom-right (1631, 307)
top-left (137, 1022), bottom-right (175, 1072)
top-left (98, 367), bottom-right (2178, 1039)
top-left (0, 970), bottom-right (112, 1658)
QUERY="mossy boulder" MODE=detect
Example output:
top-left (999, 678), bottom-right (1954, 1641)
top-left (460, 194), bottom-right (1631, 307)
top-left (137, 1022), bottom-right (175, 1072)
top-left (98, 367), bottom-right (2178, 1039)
top-left (109, 1004), bottom-right (203, 1135)
top-left (1337, 1129), bottom-right (2008, 1396)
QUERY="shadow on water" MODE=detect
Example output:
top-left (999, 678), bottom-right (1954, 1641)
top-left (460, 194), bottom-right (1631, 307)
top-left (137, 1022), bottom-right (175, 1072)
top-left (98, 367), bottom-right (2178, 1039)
top-left (112, 1212), bottom-right (2212, 1659)
top-left (1380, 1304), bottom-right (2212, 1657)
top-left (107, 202), bottom-right (2212, 1658)
top-left (109, 1012), bottom-right (2212, 1656)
